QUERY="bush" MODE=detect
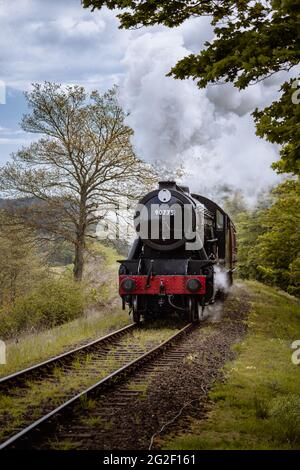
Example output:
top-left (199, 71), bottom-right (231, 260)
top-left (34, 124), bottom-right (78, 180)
top-left (0, 276), bottom-right (85, 338)
top-left (269, 394), bottom-right (300, 444)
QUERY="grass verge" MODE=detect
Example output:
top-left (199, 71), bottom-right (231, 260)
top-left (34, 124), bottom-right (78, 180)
top-left (162, 280), bottom-right (300, 450)
top-left (0, 308), bottom-right (130, 378)
top-left (0, 242), bottom-right (125, 377)
top-left (0, 325), bottom-right (180, 443)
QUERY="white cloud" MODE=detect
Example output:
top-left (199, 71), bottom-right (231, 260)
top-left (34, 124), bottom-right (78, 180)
top-left (55, 18), bottom-right (106, 38)
top-left (0, 137), bottom-right (29, 145)
top-left (0, 0), bottom-right (289, 200)
top-left (0, 0), bottom-right (128, 91)
top-left (0, 126), bottom-right (37, 146)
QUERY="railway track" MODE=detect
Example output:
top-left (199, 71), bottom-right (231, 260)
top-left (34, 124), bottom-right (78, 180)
top-left (0, 323), bottom-right (136, 391)
top-left (0, 322), bottom-right (194, 450)
top-left (0, 322), bottom-right (176, 446)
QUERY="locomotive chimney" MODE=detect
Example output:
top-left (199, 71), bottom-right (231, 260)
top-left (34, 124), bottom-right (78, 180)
top-left (158, 181), bottom-right (177, 189)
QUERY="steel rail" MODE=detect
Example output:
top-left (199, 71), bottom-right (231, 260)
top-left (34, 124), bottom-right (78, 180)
top-left (0, 322), bottom-right (194, 450)
top-left (0, 323), bottom-right (136, 390)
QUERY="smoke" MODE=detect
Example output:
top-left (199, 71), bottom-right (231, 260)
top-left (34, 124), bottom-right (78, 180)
top-left (202, 266), bottom-right (231, 322)
top-left (213, 265), bottom-right (230, 295)
top-left (120, 18), bottom-right (286, 201)
top-left (204, 302), bottom-right (223, 323)
top-left (121, 29), bottom-right (225, 168)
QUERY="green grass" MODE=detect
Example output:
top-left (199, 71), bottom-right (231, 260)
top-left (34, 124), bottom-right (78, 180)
top-left (163, 280), bottom-right (300, 450)
top-left (81, 415), bottom-right (113, 430)
top-left (0, 241), bottom-right (128, 377)
top-left (0, 308), bottom-right (129, 378)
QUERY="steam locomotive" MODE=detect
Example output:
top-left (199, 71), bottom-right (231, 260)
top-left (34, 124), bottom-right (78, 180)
top-left (119, 182), bottom-right (237, 323)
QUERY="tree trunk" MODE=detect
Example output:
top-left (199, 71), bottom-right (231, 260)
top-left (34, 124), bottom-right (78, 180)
top-left (74, 191), bottom-right (88, 281)
top-left (73, 235), bottom-right (85, 281)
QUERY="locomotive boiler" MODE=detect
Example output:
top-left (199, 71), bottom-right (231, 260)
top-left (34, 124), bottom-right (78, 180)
top-left (118, 181), bottom-right (237, 323)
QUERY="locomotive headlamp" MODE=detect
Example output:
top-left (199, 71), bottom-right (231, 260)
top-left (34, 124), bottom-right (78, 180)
top-left (121, 278), bottom-right (136, 292)
top-left (186, 278), bottom-right (201, 292)
top-left (158, 189), bottom-right (171, 203)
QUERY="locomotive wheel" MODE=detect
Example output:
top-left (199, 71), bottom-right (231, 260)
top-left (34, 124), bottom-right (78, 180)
top-left (132, 296), bottom-right (141, 325)
top-left (187, 297), bottom-right (199, 324)
top-left (133, 310), bottom-right (141, 325)
top-left (193, 298), bottom-right (205, 323)
top-left (193, 299), bottom-right (201, 323)
top-left (187, 297), bottom-right (193, 323)
top-left (198, 301), bottom-right (206, 322)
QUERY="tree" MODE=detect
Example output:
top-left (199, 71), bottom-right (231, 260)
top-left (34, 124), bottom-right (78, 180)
top-left (83, 0), bottom-right (300, 175)
top-left (236, 208), bottom-right (266, 281)
top-left (256, 179), bottom-right (300, 294)
top-left (0, 210), bottom-right (47, 306)
top-left (236, 179), bottom-right (300, 296)
top-left (0, 83), bottom-right (156, 280)
top-left (254, 79), bottom-right (300, 175)
top-left (221, 188), bottom-right (247, 221)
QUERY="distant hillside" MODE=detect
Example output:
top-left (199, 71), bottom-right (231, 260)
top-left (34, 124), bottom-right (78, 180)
top-left (0, 197), bottom-right (38, 209)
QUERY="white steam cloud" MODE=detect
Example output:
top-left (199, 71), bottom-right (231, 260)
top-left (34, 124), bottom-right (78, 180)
top-left (121, 30), bottom-right (223, 166)
top-left (203, 266), bottom-right (230, 322)
top-left (120, 19), bottom-right (286, 201)
top-left (204, 302), bottom-right (224, 323)
top-left (213, 265), bottom-right (230, 295)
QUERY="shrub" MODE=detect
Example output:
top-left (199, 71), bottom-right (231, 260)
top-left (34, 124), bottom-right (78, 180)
top-left (0, 276), bottom-right (85, 338)
top-left (269, 394), bottom-right (300, 444)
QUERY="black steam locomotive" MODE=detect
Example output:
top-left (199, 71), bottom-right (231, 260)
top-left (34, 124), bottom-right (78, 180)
top-left (119, 182), bottom-right (237, 323)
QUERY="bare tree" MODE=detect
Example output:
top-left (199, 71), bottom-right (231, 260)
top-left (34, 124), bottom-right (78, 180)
top-left (0, 83), bottom-right (156, 280)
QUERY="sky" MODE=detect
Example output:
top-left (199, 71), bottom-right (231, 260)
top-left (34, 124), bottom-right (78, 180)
top-left (0, 0), bottom-right (290, 201)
